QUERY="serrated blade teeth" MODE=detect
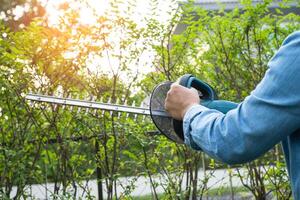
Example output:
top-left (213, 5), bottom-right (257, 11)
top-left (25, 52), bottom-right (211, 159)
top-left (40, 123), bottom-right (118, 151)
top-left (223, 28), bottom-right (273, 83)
top-left (85, 96), bottom-right (93, 114)
top-left (132, 101), bottom-right (137, 120)
top-left (68, 94), bottom-right (73, 111)
top-left (25, 93), bottom-right (168, 117)
top-left (140, 102), bottom-right (146, 122)
top-left (116, 98), bottom-right (121, 119)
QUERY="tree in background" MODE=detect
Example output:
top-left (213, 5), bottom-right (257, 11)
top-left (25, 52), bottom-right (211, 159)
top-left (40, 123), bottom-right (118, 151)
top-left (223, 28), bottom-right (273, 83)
top-left (1, 0), bottom-right (300, 199)
top-left (141, 0), bottom-right (300, 199)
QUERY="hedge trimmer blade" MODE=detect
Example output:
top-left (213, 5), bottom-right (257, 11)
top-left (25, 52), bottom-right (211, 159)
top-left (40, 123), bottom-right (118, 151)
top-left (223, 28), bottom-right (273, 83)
top-left (25, 83), bottom-right (184, 144)
top-left (26, 93), bottom-right (168, 117)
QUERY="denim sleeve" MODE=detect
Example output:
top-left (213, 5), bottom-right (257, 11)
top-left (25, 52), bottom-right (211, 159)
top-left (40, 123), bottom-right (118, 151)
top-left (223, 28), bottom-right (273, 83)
top-left (183, 31), bottom-right (300, 165)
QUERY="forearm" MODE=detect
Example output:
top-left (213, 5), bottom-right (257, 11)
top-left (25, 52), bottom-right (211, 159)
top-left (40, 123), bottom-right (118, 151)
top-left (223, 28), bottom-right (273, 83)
top-left (183, 31), bottom-right (300, 165)
top-left (183, 95), bottom-right (300, 165)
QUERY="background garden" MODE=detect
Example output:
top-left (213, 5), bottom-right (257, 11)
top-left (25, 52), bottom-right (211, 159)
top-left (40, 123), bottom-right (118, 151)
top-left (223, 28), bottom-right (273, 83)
top-left (1, 0), bottom-right (300, 199)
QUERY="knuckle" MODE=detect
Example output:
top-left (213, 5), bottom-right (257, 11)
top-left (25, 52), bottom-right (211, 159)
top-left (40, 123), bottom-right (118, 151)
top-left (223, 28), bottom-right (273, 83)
top-left (164, 103), bottom-right (169, 111)
top-left (173, 84), bottom-right (180, 89)
top-left (167, 90), bottom-right (173, 96)
top-left (164, 96), bottom-right (169, 103)
top-left (171, 83), bottom-right (179, 90)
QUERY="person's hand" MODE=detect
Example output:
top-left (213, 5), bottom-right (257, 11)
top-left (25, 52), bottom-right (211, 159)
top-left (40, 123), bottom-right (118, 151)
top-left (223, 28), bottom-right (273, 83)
top-left (164, 83), bottom-right (200, 120)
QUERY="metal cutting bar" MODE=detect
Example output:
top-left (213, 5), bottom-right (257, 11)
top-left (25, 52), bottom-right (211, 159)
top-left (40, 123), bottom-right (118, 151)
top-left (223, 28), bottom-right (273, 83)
top-left (26, 93), bottom-right (170, 117)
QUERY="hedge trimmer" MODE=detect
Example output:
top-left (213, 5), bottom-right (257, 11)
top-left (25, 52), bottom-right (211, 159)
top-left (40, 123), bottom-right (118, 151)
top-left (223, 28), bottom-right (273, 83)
top-left (26, 74), bottom-right (238, 144)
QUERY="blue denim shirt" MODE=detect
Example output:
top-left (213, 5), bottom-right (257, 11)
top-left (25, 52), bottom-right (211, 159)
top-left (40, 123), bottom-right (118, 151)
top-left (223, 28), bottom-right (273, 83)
top-left (183, 31), bottom-right (300, 198)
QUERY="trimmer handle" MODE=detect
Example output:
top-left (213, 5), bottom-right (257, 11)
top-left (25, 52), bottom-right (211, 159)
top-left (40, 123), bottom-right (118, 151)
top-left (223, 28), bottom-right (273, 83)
top-left (179, 74), bottom-right (238, 113)
top-left (172, 74), bottom-right (238, 142)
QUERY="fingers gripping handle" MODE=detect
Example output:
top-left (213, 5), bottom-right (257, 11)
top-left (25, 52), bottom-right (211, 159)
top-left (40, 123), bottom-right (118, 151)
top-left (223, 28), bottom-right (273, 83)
top-left (172, 74), bottom-right (238, 144)
top-left (179, 74), bottom-right (238, 114)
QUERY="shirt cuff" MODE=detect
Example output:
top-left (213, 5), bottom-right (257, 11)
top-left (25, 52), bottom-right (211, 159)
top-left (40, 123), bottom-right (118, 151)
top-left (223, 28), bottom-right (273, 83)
top-left (183, 104), bottom-right (209, 149)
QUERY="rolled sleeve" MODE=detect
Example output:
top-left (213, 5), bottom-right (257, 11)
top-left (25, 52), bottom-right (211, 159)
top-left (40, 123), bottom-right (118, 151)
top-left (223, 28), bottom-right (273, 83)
top-left (183, 104), bottom-right (210, 149)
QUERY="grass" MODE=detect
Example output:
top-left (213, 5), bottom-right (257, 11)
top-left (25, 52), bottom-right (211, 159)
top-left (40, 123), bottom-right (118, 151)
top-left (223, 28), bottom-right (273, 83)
top-left (130, 186), bottom-right (251, 200)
